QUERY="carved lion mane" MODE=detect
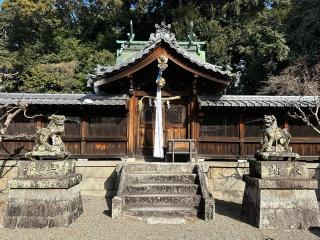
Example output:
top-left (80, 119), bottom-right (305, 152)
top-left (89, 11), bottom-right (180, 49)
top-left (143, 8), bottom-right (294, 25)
top-left (261, 115), bottom-right (291, 152)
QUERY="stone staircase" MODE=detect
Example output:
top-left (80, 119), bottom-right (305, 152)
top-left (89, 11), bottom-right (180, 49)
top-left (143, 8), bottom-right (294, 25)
top-left (112, 163), bottom-right (214, 221)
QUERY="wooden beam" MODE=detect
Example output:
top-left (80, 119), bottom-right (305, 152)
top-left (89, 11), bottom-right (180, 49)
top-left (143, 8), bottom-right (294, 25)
top-left (135, 90), bottom-right (189, 97)
top-left (95, 48), bottom-right (163, 87)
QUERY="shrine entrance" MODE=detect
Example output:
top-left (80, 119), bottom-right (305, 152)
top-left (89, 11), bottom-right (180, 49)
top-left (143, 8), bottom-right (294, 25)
top-left (136, 96), bottom-right (189, 158)
top-left (91, 23), bottom-right (233, 160)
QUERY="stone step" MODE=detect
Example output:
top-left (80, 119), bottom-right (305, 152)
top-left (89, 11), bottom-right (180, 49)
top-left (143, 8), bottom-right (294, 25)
top-left (125, 163), bottom-right (195, 174)
top-left (127, 173), bottom-right (197, 184)
top-left (124, 194), bottom-right (201, 207)
top-left (125, 183), bottom-right (199, 195)
top-left (123, 206), bottom-right (198, 218)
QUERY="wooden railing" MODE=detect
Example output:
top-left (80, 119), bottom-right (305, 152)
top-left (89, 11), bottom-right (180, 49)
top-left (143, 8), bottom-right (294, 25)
top-left (166, 139), bottom-right (198, 162)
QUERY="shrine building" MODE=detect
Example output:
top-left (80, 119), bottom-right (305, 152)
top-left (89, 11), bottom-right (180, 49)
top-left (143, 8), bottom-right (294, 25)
top-left (1, 22), bottom-right (319, 162)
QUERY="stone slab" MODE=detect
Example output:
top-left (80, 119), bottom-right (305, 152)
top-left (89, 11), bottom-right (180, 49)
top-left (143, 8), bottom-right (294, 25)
top-left (146, 217), bottom-right (186, 224)
top-left (254, 151), bottom-right (300, 161)
top-left (243, 175), bottom-right (318, 189)
top-left (76, 166), bottom-right (116, 178)
top-left (249, 160), bottom-right (309, 180)
top-left (17, 160), bottom-right (76, 178)
top-left (8, 174), bottom-right (81, 189)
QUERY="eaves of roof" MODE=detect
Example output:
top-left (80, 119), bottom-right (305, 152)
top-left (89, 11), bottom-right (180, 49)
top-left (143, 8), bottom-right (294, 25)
top-left (0, 93), bottom-right (129, 107)
top-left (198, 95), bottom-right (319, 108)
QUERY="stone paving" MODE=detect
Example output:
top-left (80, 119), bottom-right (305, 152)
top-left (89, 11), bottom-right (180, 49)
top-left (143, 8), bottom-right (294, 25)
top-left (0, 194), bottom-right (318, 240)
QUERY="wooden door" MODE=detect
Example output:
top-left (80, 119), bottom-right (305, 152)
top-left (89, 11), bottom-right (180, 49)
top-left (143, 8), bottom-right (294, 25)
top-left (136, 98), bottom-right (188, 156)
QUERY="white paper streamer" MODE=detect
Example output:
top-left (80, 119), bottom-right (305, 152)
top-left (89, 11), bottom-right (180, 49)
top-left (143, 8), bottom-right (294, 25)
top-left (153, 86), bottom-right (164, 158)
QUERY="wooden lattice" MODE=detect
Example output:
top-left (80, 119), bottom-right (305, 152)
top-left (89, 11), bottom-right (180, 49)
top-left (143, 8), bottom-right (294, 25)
top-left (139, 104), bottom-right (186, 126)
top-left (165, 105), bottom-right (186, 125)
top-left (199, 115), bottom-right (238, 137)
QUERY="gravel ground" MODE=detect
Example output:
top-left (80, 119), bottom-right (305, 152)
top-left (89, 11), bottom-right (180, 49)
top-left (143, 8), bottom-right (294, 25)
top-left (0, 194), bottom-right (319, 240)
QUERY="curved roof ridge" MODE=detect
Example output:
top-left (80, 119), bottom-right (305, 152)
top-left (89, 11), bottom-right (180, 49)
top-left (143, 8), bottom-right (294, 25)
top-left (88, 22), bottom-right (236, 87)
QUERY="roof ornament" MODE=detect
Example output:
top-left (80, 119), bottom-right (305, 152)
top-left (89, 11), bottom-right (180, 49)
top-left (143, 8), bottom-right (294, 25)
top-left (117, 20), bottom-right (135, 56)
top-left (95, 65), bottom-right (110, 76)
top-left (187, 21), bottom-right (201, 55)
top-left (149, 21), bottom-right (176, 42)
top-left (127, 20), bottom-right (135, 43)
top-left (187, 21), bottom-right (196, 44)
top-left (157, 55), bottom-right (168, 72)
top-left (156, 55), bottom-right (168, 88)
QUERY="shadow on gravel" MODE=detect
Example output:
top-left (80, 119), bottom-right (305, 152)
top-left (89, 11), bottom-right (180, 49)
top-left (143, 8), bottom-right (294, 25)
top-left (103, 198), bottom-right (112, 217)
top-left (215, 199), bottom-right (242, 221)
top-left (309, 227), bottom-right (320, 237)
top-left (103, 169), bottom-right (117, 218)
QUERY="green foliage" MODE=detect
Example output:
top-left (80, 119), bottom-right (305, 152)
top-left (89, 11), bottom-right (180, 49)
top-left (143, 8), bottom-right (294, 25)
top-left (261, 0), bottom-right (320, 95)
top-left (17, 37), bottom-right (115, 93)
top-left (0, 0), bottom-right (318, 94)
top-left (0, 0), bottom-right (115, 93)
top-left (1, 0), bottom-right (60, 51)
top-left (20, 64), bottom-right (78, 93)
top-left (286, 0), bottom-right (320, 63)
top-left (163, 1), bottom-right (291, 93)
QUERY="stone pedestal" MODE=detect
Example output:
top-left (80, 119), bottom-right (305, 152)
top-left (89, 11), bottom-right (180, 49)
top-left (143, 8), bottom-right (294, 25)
top-left (3, 160), bottom-right (83, 228)
top-left (241, 160), bottom-right (320, 229)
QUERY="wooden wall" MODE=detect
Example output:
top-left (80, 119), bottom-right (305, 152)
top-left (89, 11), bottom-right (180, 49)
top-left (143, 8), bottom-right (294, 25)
top-left (198, 108), bottom-right (320, 160)
top-left (0, 106), bottom-right (128, 159)
top-left (1, 104), bottom-right (320, 161)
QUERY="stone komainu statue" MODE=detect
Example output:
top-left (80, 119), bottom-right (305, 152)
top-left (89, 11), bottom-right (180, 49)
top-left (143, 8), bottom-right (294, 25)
top-left (255, 115), bottom-right (299, 160)
top-left (25, 115), bottom-right (70, 160)
top-left (260, 115), bottom-right (291, 152)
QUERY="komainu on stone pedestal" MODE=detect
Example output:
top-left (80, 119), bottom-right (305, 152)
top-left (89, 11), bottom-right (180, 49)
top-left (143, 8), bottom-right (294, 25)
top-left (254, 115), bottom-right (300, 161)
top-left (4, 115), bottom-right (82, 228)
top-left (25, 114), bottom-right (70, 160)
top-left (241, 115), bottom-right (320, 229)
top-left (3, 160), bottom-right (83, 228)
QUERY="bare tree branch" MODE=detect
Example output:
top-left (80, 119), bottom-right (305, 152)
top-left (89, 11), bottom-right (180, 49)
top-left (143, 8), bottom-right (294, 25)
top-left (288, 99), bottom-right (320, 135)
top-left (23, 108), bottom-right (44, 119)
top-left (0, 97), bottom-right (41, 143)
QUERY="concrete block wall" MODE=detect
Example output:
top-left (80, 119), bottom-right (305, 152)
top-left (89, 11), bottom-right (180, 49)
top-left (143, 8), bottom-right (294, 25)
top-left (75, 161), bottom-right (118, 198)
top-left (0, 161), bottom-right (18, 193)
top-left (207, 162), bottom-right (249, 203)
top-left (0, 160), bottom-right (319, 204)
top-left (0, 160), bottom-right (119, 199)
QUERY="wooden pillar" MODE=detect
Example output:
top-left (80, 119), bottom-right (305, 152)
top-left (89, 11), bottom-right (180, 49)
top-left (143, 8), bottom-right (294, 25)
top-left (127, 75), bottom-right (136, 158)
top-left (80, 111), bottom-right (88, 155)
top-left (127, 96), bottom-right (136, 158)
top-left (239, 113), bottom-right (245, 157)
top-left (284, 111), bottom-right (289, 129)
top-left (35, 116), bottom-right (42, 130)
top-left (191, 75), bottom-right (199, 140)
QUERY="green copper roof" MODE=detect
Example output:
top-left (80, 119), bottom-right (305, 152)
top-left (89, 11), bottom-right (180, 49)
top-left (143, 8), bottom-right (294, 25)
top-left (88, 22), bottom-right (236, 90)
top-left (115, 40), bottom-right (206, 64)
